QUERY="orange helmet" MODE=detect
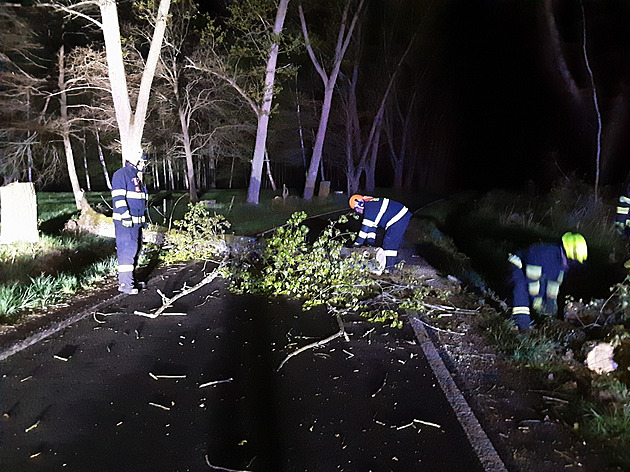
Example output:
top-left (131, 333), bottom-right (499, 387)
top-left (349, 194), bottom-right (364, 210)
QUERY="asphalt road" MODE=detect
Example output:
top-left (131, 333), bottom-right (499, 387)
top-left (1, 262), bottom-right (489, 472)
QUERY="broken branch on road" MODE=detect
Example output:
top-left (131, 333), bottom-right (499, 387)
top-left (276, 312), bottom-right (348, 371)
top-left (134, 268), bottom-right (223, 318)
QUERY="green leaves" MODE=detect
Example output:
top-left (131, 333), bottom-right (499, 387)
top-left (225, 211), bottom-right (409, 327)
top-left (162, 202), bottom-right (231, 264)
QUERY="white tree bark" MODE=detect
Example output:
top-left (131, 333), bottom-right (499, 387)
top-left (98, 0), bottom-right (171, 165)
top-left (58, 45), bottom-right (89, 210)
top-left (246, 0), bottom-right (290, 204)
top-left (300, 0), bottom-right (365, 200)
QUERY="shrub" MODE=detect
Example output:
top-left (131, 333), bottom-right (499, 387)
top-left (162, 203), bottom-right (231, 264)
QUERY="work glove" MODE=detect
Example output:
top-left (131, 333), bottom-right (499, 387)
top-left (122, 218), bottom-right (133, 228)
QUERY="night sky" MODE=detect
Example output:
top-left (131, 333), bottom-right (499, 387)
top-left (422, 0), bottom-right (630, 193)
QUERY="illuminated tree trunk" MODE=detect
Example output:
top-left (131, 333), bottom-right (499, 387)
top-left (300, 0), bottom-right (365, 200)
top-left (98, 0), bottom-right (171, 165)
top-left (58, 45), bottom-right (89, 210)
top-left (246, 0), bottom-right (289, 204)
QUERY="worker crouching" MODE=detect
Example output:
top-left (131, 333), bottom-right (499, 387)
top-left (509, 232), bottom-right (587, 331)
top-left (349, 194), bottom-right (411, 271)
top-left (111, 149), bottom-right (149, 295)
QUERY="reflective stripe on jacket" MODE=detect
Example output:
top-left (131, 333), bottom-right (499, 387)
top-left (111, 162), bottom-right (148, 225)
top-left (354, 198), bottom-right (409, 246)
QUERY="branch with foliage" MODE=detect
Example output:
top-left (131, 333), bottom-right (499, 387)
top-left (224, 211), bottom-right (445, 328)
top-left (161, 202), bottom-right (231, 264)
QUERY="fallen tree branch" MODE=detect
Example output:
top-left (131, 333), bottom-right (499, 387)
top-left (277, 312), bottom-right (347, 371)
top-left (134, 267), bottom-right (223, 318)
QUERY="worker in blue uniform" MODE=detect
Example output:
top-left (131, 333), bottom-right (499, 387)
top-left (508, 232), bottom-right (587, 331)
top-left (349, 194), bottom-right (411, 270)
top-left (111, 149), bottom-right (149, 294)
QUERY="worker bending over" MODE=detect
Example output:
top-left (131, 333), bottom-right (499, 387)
top-left (349, 194), bottom-right (411, 270)
top-left (509, 232), bottom-right (587, 331)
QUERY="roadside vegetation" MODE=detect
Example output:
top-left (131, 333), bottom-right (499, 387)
top-left (414, 178), bottom-right (630, 467)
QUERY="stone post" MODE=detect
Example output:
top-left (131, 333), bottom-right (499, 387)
top-left (318, 181), bottom-right (331, 198)
top-left (0, 182), bottom-right (39, 244)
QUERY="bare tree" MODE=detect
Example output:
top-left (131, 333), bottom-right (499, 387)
top-left (340, 17), bottom-right (419, 194)
top-left (151, 0), bottom-right (226, 203)
top-left (298, 0), bottom-right (365, 200)
top-left (40, 0), bottom-right (172, 167)
top-left (0, 3), bottom-right (62, 187)
top-left (186, 0), bottom-right (294, 204)
top-left (384, 85), bottom-right (419, 189)
top-left (541, 0), bottom-right (619, 195)
top-left (56, 44), bottom-right (89, 209)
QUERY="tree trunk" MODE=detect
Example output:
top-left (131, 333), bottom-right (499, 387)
top-left (82, 133), bottom-right (92, 192)
top-left (99, 0), bottom-right (171, 165)
top-left (264, 149), bottom-right (277, 192)
top-left (95, 128), bottom-right (112, 190)
top-left (364, 119), bottom-right (382, 192)
top-left (26, 90), bottom-right (33, 183)
top-left (581, 3), bottom-right (602, 199)
top-left (246, 0), bottom-right (290, 204)
top-left (179, 106), bottom-right (198, 203)
top-left (300, 0), bottom-right (365, 201)
top-left (168, 156), bottom-right (175, 190)
top-left (58, 45), bottom-right (88, 210)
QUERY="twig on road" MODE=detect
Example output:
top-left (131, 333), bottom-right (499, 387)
top-left (204, 455), bottom-right (253, 472)
top-left (199, 378), bottom-right (233, 388)
top-left (276, 312), bottom-right (347, 371)
top-left (413, 317), bottom-right (464, 336)
top-left (148, 402), bottom-right (172, 411)
top-left (149, 373), bottom-right (187, 380)
top-left (372, 373), bottom-right (388, 398)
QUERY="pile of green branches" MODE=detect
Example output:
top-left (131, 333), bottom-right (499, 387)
top-left (161, 202), bottom-right (231, 264)
top-left (224, 211), bottom-right (439, 327)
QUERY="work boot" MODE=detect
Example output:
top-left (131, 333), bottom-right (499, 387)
top-left (118, 284), bottom-right (139, 295)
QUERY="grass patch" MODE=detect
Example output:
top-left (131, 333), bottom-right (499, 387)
top-left (146, 188), bottom-right (348, 236)
top-left (0, 255), bottom-right (116, 323)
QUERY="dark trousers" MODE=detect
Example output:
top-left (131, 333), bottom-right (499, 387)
top-left (510, 265), bottom-right (532, 330)
top-left (383, 212), bottom-right (412, 269)
top-left (114, 222), bottom-right (142, 288)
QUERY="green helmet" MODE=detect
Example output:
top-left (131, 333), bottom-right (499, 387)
top-left (562, 232), bottom-right (587, 263)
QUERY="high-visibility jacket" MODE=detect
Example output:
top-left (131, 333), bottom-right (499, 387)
top-left (509, 242), bottom-right (568, 328)
top-left (111, 162), bottom-right (148, 226)
top-left (353, 198), bottom-right (409, 247)
top-left (616, 185), bottom-right (630, 233)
